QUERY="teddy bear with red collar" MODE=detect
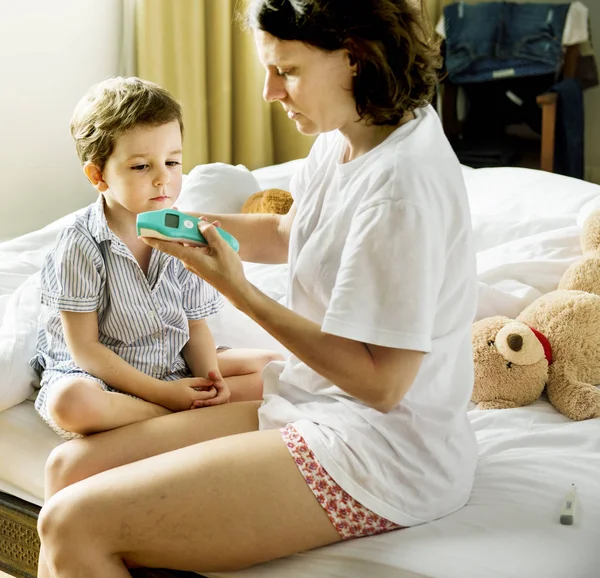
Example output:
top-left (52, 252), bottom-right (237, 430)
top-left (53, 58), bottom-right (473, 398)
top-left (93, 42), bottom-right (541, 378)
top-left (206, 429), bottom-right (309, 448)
top-left (471, 210), bottom-right (600, 421)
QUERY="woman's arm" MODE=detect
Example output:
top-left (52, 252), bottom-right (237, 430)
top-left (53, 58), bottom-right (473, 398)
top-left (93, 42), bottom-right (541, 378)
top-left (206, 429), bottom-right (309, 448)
top-left (142, 225), bottom-right (423, 413)
top-left (237, 284), bottom-right (424, 413)
top-left (187, 203), bottom-right (296, 265)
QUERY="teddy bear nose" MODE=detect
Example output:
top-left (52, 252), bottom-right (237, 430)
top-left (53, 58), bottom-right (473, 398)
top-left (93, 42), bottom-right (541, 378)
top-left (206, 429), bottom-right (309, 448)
top-left (507, 334), bottom-right (523, 352)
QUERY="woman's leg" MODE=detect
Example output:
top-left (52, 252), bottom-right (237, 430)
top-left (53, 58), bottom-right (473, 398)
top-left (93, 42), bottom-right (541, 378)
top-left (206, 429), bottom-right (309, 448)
top-left (217, 348), bottom-right (285, 401)
top-left (37, 400), bottom-right (262, 578)
top-left (39, 428), bottom-right (341, 577)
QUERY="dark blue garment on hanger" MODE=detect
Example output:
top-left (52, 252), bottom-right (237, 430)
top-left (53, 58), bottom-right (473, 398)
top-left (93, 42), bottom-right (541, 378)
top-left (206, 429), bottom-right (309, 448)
top-left (550, 78), bottom-right (585, 179)
top-left (444, 1), bottom-right (571, 83)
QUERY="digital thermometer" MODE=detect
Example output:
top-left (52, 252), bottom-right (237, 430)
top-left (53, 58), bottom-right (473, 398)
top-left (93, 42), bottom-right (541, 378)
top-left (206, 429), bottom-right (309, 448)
top-left (136, 209), bottom-right (239, 252)
top-left (559, 484), bottom-right (577, 525)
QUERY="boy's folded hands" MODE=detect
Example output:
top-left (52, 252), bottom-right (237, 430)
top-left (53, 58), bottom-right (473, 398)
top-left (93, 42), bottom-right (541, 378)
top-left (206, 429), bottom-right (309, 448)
top-left (153, 376), bottom-right (217, 412)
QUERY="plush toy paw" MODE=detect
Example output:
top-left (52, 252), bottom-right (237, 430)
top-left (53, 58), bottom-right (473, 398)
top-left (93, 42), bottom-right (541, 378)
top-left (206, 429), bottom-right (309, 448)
top-left (477, 399), bottom-right (521, 410)
top-left (546, 377), bottom-right (600, 421)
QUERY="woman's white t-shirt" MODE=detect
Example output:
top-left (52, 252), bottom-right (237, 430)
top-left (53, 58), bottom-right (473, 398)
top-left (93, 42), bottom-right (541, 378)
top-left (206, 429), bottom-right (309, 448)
top-left (258, 105), bottom-right (478, 527)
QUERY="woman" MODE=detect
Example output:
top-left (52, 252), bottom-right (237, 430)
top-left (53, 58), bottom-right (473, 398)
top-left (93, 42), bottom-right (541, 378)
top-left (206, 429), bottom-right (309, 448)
top-left (37, 1), bottom-right (478, 576)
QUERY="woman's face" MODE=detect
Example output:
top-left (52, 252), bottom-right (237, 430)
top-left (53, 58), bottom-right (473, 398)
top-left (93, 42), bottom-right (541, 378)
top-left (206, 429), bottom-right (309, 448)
top-left (254, 29), bottom-right (358, 135)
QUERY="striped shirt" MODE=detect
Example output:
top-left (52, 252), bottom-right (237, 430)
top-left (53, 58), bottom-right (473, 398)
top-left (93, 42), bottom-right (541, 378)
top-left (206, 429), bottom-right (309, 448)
top-left (31, 197), bottom-right (223, 381)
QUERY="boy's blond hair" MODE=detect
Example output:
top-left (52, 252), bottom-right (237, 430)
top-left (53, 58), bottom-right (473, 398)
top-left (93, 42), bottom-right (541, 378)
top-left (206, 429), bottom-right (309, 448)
top-left (70, 77), bottom-right (183, 171)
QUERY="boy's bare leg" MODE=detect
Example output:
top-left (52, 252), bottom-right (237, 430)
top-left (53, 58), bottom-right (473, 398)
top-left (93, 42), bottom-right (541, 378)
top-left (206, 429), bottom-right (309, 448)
top-left (224, 373), bottom-right (265, 401)
top-left (46, 378), bottom-right (171, 436)
top-left (217, 348), bottom-right (285, 401)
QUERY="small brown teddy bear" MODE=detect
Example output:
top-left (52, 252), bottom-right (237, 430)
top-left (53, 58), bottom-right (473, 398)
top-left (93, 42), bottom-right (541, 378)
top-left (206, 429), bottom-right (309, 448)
top-left (472, 210), bottom-right (600, 421)
top-left (241, 188), bottom-right (293, 215)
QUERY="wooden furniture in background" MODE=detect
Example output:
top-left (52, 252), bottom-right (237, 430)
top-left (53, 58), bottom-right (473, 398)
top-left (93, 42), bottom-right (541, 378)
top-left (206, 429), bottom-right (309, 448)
top-left (536, 92), bottom-right (558, 172)
top-left (442, 44), bottom-right (580, 173)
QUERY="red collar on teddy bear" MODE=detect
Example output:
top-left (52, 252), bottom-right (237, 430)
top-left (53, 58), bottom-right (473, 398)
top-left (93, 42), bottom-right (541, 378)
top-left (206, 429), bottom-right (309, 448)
top-left (528, 326), bottom-right (553, 366)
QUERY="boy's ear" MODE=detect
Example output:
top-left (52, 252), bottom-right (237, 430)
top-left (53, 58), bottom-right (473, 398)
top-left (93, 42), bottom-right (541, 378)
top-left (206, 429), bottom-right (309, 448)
top-left (83, 162), bottom-right (108, 192)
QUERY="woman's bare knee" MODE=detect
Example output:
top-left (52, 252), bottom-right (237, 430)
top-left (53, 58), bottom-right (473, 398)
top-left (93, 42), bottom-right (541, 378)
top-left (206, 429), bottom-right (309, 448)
top-left (44, 440), bottom-right (94, 498)
top-left (38, 493), bottom-right (63, 540)
top-left (38, 490), bottom-right (84, 570)
top-left (47, 378), bottom-right (104, 434)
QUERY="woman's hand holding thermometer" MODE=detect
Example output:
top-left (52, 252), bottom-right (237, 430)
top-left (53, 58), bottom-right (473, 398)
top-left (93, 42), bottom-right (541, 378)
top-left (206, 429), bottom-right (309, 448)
top-left (137, 209), bottom-right (239, 252)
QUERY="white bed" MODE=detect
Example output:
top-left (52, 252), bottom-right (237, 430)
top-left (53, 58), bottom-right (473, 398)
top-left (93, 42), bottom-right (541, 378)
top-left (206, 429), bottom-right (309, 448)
top-left (1, 160), bottom-right (600, 578)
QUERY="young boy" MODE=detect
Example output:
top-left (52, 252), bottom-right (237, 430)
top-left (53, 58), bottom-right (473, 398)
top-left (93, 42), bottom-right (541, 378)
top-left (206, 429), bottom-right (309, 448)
top-left (30, 76), bottom-right (282, 440)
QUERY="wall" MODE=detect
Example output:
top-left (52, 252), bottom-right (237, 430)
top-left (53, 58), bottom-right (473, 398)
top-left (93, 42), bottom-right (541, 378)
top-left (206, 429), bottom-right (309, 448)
top-left (0, 0), bottom-right (122, 241)
top-left (1, 1), bottom-right (597, 242)
top-left (585, 3), bottom-right (600, 184)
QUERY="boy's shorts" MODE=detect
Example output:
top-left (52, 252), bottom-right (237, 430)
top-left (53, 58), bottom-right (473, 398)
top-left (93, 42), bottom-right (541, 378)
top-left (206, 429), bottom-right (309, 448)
top-left (36, 346), bottom-right (231, 440)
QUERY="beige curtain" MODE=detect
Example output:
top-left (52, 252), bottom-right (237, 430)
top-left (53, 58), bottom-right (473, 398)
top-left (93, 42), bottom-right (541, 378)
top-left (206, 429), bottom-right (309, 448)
top-left (424, 0), bottom-right (444, 28)
top-left (135, 0), bottom-right (315, 173)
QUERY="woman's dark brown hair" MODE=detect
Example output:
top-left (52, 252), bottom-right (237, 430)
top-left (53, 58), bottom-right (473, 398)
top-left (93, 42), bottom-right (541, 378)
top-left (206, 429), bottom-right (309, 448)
top-left (245, 0), bottom-right (442, 126)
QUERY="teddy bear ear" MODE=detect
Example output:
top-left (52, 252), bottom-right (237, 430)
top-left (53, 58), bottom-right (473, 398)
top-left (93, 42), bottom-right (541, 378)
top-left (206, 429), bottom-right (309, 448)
top-left (495, 322), bottom-right (546, 366)
top-left (581, 210), bottom-right (600, 253)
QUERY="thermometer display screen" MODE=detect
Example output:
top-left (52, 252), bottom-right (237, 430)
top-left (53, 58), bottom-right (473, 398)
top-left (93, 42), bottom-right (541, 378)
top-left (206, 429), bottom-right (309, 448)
top-left (164, 214), bottom-right (180, 228)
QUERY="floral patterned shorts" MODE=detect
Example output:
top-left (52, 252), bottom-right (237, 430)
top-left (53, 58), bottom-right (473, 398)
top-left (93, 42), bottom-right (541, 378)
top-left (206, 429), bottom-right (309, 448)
top-left (280, 425), bottom-right (402, 540)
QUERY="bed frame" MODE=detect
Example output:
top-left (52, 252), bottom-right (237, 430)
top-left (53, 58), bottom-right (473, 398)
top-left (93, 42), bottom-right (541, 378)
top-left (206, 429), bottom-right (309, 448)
top-left (0, 492), bottom-right (204, 578)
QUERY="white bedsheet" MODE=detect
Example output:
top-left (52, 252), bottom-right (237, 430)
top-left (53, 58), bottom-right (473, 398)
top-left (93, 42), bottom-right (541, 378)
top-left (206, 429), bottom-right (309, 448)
top-left (1, 163), bottom-right (600, 577)
top-left (207, 401), bottom-right (600, 578)
top-left (1, 395), bottom-right (598, 577)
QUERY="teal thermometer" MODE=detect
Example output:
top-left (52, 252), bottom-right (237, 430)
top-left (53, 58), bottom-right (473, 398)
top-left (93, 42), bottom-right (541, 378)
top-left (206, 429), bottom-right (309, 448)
top-left (136, 209), bottom-right (239, 252)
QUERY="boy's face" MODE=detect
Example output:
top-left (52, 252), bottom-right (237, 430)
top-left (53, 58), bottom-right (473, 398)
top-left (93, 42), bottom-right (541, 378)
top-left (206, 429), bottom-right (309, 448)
top-left (95, 121), bottom-right (183, 217)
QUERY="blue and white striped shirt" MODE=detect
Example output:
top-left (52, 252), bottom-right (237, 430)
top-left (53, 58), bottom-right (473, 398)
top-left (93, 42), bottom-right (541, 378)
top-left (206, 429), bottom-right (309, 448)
top-left (31, 197), bottom-right (223, 381)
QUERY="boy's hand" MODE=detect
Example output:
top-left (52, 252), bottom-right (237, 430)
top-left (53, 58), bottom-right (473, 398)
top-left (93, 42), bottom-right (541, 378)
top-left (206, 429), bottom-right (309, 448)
top-left (157, 377), bottom-right (217, 412)
top-left (191, 371), bottom-right (231, 408)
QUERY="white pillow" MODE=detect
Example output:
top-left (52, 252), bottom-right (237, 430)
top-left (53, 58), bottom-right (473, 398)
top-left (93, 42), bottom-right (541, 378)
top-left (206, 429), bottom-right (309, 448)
top-left (467, 168), bottom-right (600, 321)
top-left (577, 195), bottom-right (600, 228)
top-left (177, 162), bottom-right (262, 214)
top-left (252, 158), bottom-right (304, 191)
top-left (0, 272), bottom-right (41, 412)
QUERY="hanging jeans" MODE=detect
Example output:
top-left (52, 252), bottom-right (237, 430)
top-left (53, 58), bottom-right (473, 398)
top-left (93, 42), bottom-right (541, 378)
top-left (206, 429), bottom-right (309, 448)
top-left (444, 1), bottom-right (571, 84)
